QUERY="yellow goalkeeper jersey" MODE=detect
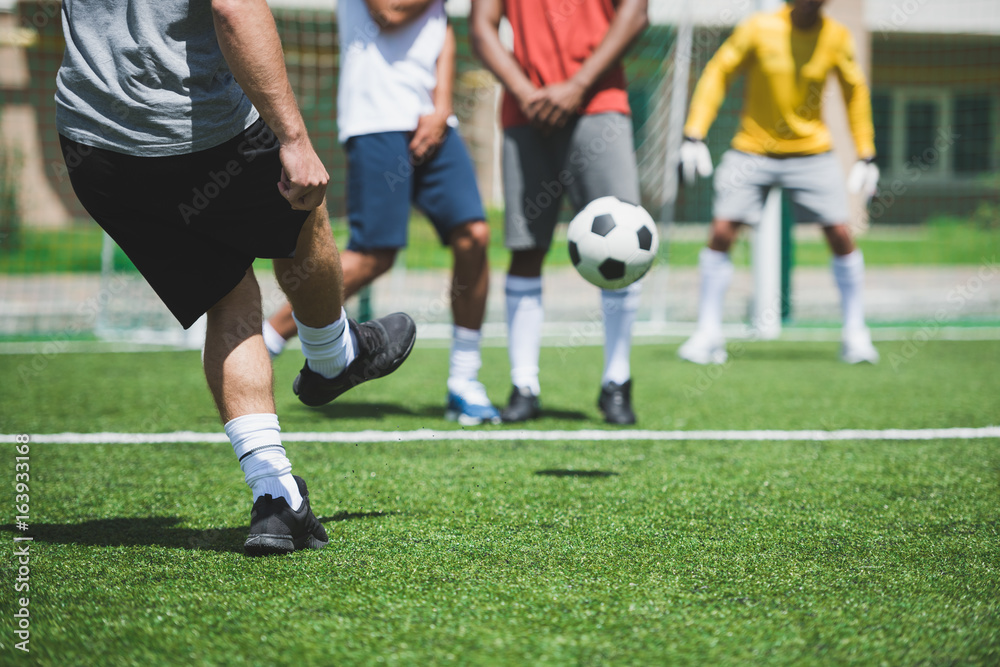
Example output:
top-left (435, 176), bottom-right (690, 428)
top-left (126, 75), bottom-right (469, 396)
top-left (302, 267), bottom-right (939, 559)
top-left (684, 4), bottom-right (875, 158)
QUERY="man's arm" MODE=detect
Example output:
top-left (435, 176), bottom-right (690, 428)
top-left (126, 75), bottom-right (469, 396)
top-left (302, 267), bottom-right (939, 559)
top-left (683, 19), bottom-right (755, 141)
top-left (212, 0), bottom-right (327, 210)
top-left (365, 0), bottom-right (437, 29)
top-left (410, 22), bottom-right (456, 160)
top-left (525, 0), bottom-right (649, 129)
top-left (833, 30), bottom-right (876, 160)
top-left (469, 0), bottom-right (538, 118)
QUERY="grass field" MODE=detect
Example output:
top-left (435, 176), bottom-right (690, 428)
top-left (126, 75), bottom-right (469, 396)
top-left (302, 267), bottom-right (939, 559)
top-left (1, 340), bottom-right (998, 665)
top-left (2, 215), bottom-right (998, 274)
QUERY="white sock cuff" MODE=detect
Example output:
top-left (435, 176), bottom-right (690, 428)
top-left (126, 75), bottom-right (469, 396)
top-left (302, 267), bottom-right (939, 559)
top-left (225, 413), bottom-right (281, 444)
top-left (293, 307), bottom-right (349, 347)
top-left (262, 320), bottom-right (286, 358)
top-left (225, 413), bottom-right (287, 482)
top-left (601, 281), bottom-right (642, 310)
top-left (506, 274), bottom-right (542, 295)
top-left (512, 373), bottom-right (541, 396)
top-left (832, 249), bottom-right (864, 270)
top-left (453, 325), bottom-right (482, 345)
top-left (700, 246), bottom-right (732, 269)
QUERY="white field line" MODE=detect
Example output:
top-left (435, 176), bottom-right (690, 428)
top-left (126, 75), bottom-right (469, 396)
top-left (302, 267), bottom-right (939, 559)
top-left (1, 427), bottom-right (998, 445)
top-left (3, 325), bottom-right (1000, 355)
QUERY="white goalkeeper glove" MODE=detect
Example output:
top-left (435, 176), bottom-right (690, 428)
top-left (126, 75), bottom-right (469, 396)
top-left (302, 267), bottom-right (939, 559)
top-left (847, 157), bottom-right (880, 200)
top-left (679, 137), bottom-right (714, 186)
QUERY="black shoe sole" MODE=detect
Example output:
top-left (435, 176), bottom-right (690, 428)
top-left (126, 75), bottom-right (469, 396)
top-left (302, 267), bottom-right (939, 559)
top-left (294, 314), bottom-right (417, 407)
top-left (500, 408), bottom-right (540, 423)
top-left (244, 532), bottom-right (329, 557)
top-left (244, 533), bottom-right (296, 556)
top-left (600, 410), bottom-right (636, 426)
top-left (244, 476), bottom-right (330, 557)
top-left (500, 391), bottom-right (540, 423)
top-left (598, 382), bottom-right (636, 425)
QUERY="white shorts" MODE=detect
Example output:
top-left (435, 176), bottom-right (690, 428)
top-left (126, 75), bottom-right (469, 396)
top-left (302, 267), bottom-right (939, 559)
top-left (712, 150), bottom-right (849, 226)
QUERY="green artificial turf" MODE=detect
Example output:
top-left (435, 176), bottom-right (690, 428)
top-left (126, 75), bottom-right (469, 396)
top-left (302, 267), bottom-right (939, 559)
top-left (2, 215), bottom-right (997, 273)
top-left (1, 340), bottom-right (998, 433)
top-left (0, 342), bottom-right (998, 665)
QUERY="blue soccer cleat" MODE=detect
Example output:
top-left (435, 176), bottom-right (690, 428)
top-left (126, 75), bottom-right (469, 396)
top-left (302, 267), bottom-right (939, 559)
top-left (445, 381), bottom-right (501, 426)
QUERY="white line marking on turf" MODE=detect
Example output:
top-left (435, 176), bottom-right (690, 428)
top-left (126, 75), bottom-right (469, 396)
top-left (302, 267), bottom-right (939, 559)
top-left (1, 427), bottom-right (998, 444)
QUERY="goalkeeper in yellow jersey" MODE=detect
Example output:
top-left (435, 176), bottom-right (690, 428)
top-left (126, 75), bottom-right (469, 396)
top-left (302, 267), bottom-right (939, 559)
top-left (678, 0), bottom-right (881, 365)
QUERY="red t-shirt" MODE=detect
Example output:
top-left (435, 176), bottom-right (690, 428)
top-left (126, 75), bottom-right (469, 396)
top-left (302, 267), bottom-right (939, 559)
top-left (500, 0), bottom-right (631, 128)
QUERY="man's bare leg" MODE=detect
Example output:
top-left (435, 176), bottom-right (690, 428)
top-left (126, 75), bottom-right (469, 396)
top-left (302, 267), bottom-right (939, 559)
top-left (266, 243), bottom-right (396, 347)
top-left (444, 221), bottom-right (499, 424)
top-left (204, 268), bottom-right (304, 510)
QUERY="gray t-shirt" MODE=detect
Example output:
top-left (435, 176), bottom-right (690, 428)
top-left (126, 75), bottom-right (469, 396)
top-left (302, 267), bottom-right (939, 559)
top-left (55, 0), bottom-right (259, 157)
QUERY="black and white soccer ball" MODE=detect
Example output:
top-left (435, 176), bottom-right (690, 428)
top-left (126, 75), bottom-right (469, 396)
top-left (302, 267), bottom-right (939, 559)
top-left (566, 196), bottom-right (659, 290)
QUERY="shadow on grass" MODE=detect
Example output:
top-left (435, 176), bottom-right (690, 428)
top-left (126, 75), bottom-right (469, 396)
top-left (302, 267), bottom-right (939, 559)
top-left (0, 518), bottom-right (245, 553)
top-left (532, 407), bottom-right (592, 421)
top-left (410, 405), bottom-right (592, 422)
top-left (299, 399), bottom-right (591, 424)
top-left (732, 346), bottom-right (839, 362)
top-left (535, 469), bottom-right (619, 478)
top-left (0, 510), bottom-right (401, 553)
top-left (297, 401), bottom-right (421, 419)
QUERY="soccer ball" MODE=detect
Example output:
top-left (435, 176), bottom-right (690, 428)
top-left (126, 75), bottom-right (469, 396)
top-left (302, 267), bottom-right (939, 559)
top-left (566, 196), bottom-right (659, 290)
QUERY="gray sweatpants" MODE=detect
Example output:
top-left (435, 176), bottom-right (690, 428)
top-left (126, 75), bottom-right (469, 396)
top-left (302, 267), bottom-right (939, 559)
top-left (712, 150), bottom-right (850, 225)
top-left (502, 113), bottom-right (641, 251)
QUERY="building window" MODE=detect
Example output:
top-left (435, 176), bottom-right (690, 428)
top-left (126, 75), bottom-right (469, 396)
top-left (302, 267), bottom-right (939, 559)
top-left (905, 100), bottom-right (939, 170)
top-left (953, 95), bottom-right (993, 174)
top-left (871, 93), bottom-right (892, 171)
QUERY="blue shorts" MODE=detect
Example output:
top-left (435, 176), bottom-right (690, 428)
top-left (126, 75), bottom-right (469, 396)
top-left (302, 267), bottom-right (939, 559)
top-left (344, 127), bottom-right (485, 251)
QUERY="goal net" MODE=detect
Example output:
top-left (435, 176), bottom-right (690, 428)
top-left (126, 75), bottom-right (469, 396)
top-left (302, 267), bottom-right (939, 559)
top-left (1, 0), bottom-right (998, 349)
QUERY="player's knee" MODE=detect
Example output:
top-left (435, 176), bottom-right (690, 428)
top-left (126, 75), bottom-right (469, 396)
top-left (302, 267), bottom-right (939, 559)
top-left (824, 225), bottom-right (855, 256)
top-left (364, 250), bottom-right (397, 279)
top-left (708, 219), bottom-right (739, 252)
top-left (451, 221), bottom-right (490, 255)
top-left (708, 231), bottom-right (735, 253)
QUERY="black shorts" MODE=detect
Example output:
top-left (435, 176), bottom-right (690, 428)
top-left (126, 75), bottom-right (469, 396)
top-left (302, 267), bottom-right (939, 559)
top-left (60, 119), bottom-right (309, 328)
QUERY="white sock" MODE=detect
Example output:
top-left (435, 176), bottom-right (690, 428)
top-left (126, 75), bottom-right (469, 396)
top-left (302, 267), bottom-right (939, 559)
top-left (832, 250), bottom-right (866, 334)
top-left (225, 413), bottom-right (302, 510)
top-left (696, 247), bottom-right (733, 338)
top-left (601, 281), bottom-right (641, 386)
top-left (448, 325), bottom-right (483, 394)
top-left (505, 274), bottom-right (543, 396)
top-left (262, 320), bottom-right (286, 359)
top-left (293, 307), bottom-right (356, 379)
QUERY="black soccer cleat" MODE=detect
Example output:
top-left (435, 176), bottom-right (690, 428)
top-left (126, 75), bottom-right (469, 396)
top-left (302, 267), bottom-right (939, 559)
top-left (244, 475), bottom-right (328, 557)
top-left (598, 379), bottom-right (636, 425)
top-left (500, 385), bottom-right (541, 423)
top-left (293, 312), bottom-right (417, 407)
